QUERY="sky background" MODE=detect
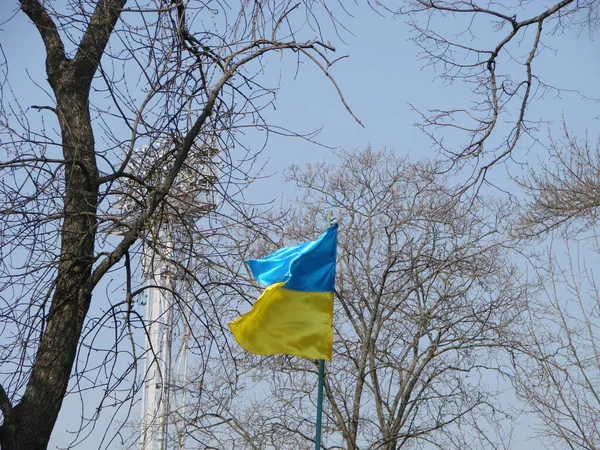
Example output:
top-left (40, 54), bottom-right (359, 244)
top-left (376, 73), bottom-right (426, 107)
top-left (1, 1), bottom-right (599, 448)
top-left (241, 3), bottom-right (599, 205)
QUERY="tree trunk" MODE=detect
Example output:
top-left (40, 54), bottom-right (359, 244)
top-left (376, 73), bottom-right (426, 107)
top-left (0, 2), bottom-right (126, 447)
top-left (0, 72), bottom-right (99, 450)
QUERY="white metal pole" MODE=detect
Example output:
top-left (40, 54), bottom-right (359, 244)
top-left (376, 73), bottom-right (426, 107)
top-left (140, 252), bottom-right (163, 450)
top-left (136, 138), bottom-right (218, 450)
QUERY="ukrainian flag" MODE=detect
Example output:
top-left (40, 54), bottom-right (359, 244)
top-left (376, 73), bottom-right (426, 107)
top-left (228, 224), bottom-right (337, 360)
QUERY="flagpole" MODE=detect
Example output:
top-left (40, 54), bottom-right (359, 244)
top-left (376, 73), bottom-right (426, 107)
top-left (315, 359), bottom-right (325, 449)
top-left (315, 212), bottom-right (334, 449)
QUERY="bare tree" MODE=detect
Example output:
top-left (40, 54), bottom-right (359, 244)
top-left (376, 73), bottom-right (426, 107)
top-left (191, 148), bottom-right (530, 449)
top-left (510, 125), bottom-right (600, 449)
top-left (382, 2), bottom-right (600, 445)
top-left (0, 1), bottom-right (359, 449)
top-left (515, 125), bottom-right (600, 237)
top-left (380, 1), bottom-right (598, 190)
top-left (511, 238), bottom-right (600, 450)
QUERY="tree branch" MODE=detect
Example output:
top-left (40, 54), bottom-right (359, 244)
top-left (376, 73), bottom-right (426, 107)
top-left (19, 0), bottom-right (67, 78)
top-left (0, 383), bottom-right (14, 424)
top-left (73, 0), bottom-right (127, 83)
top-left (88, 39), bottom-right (349, 289)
